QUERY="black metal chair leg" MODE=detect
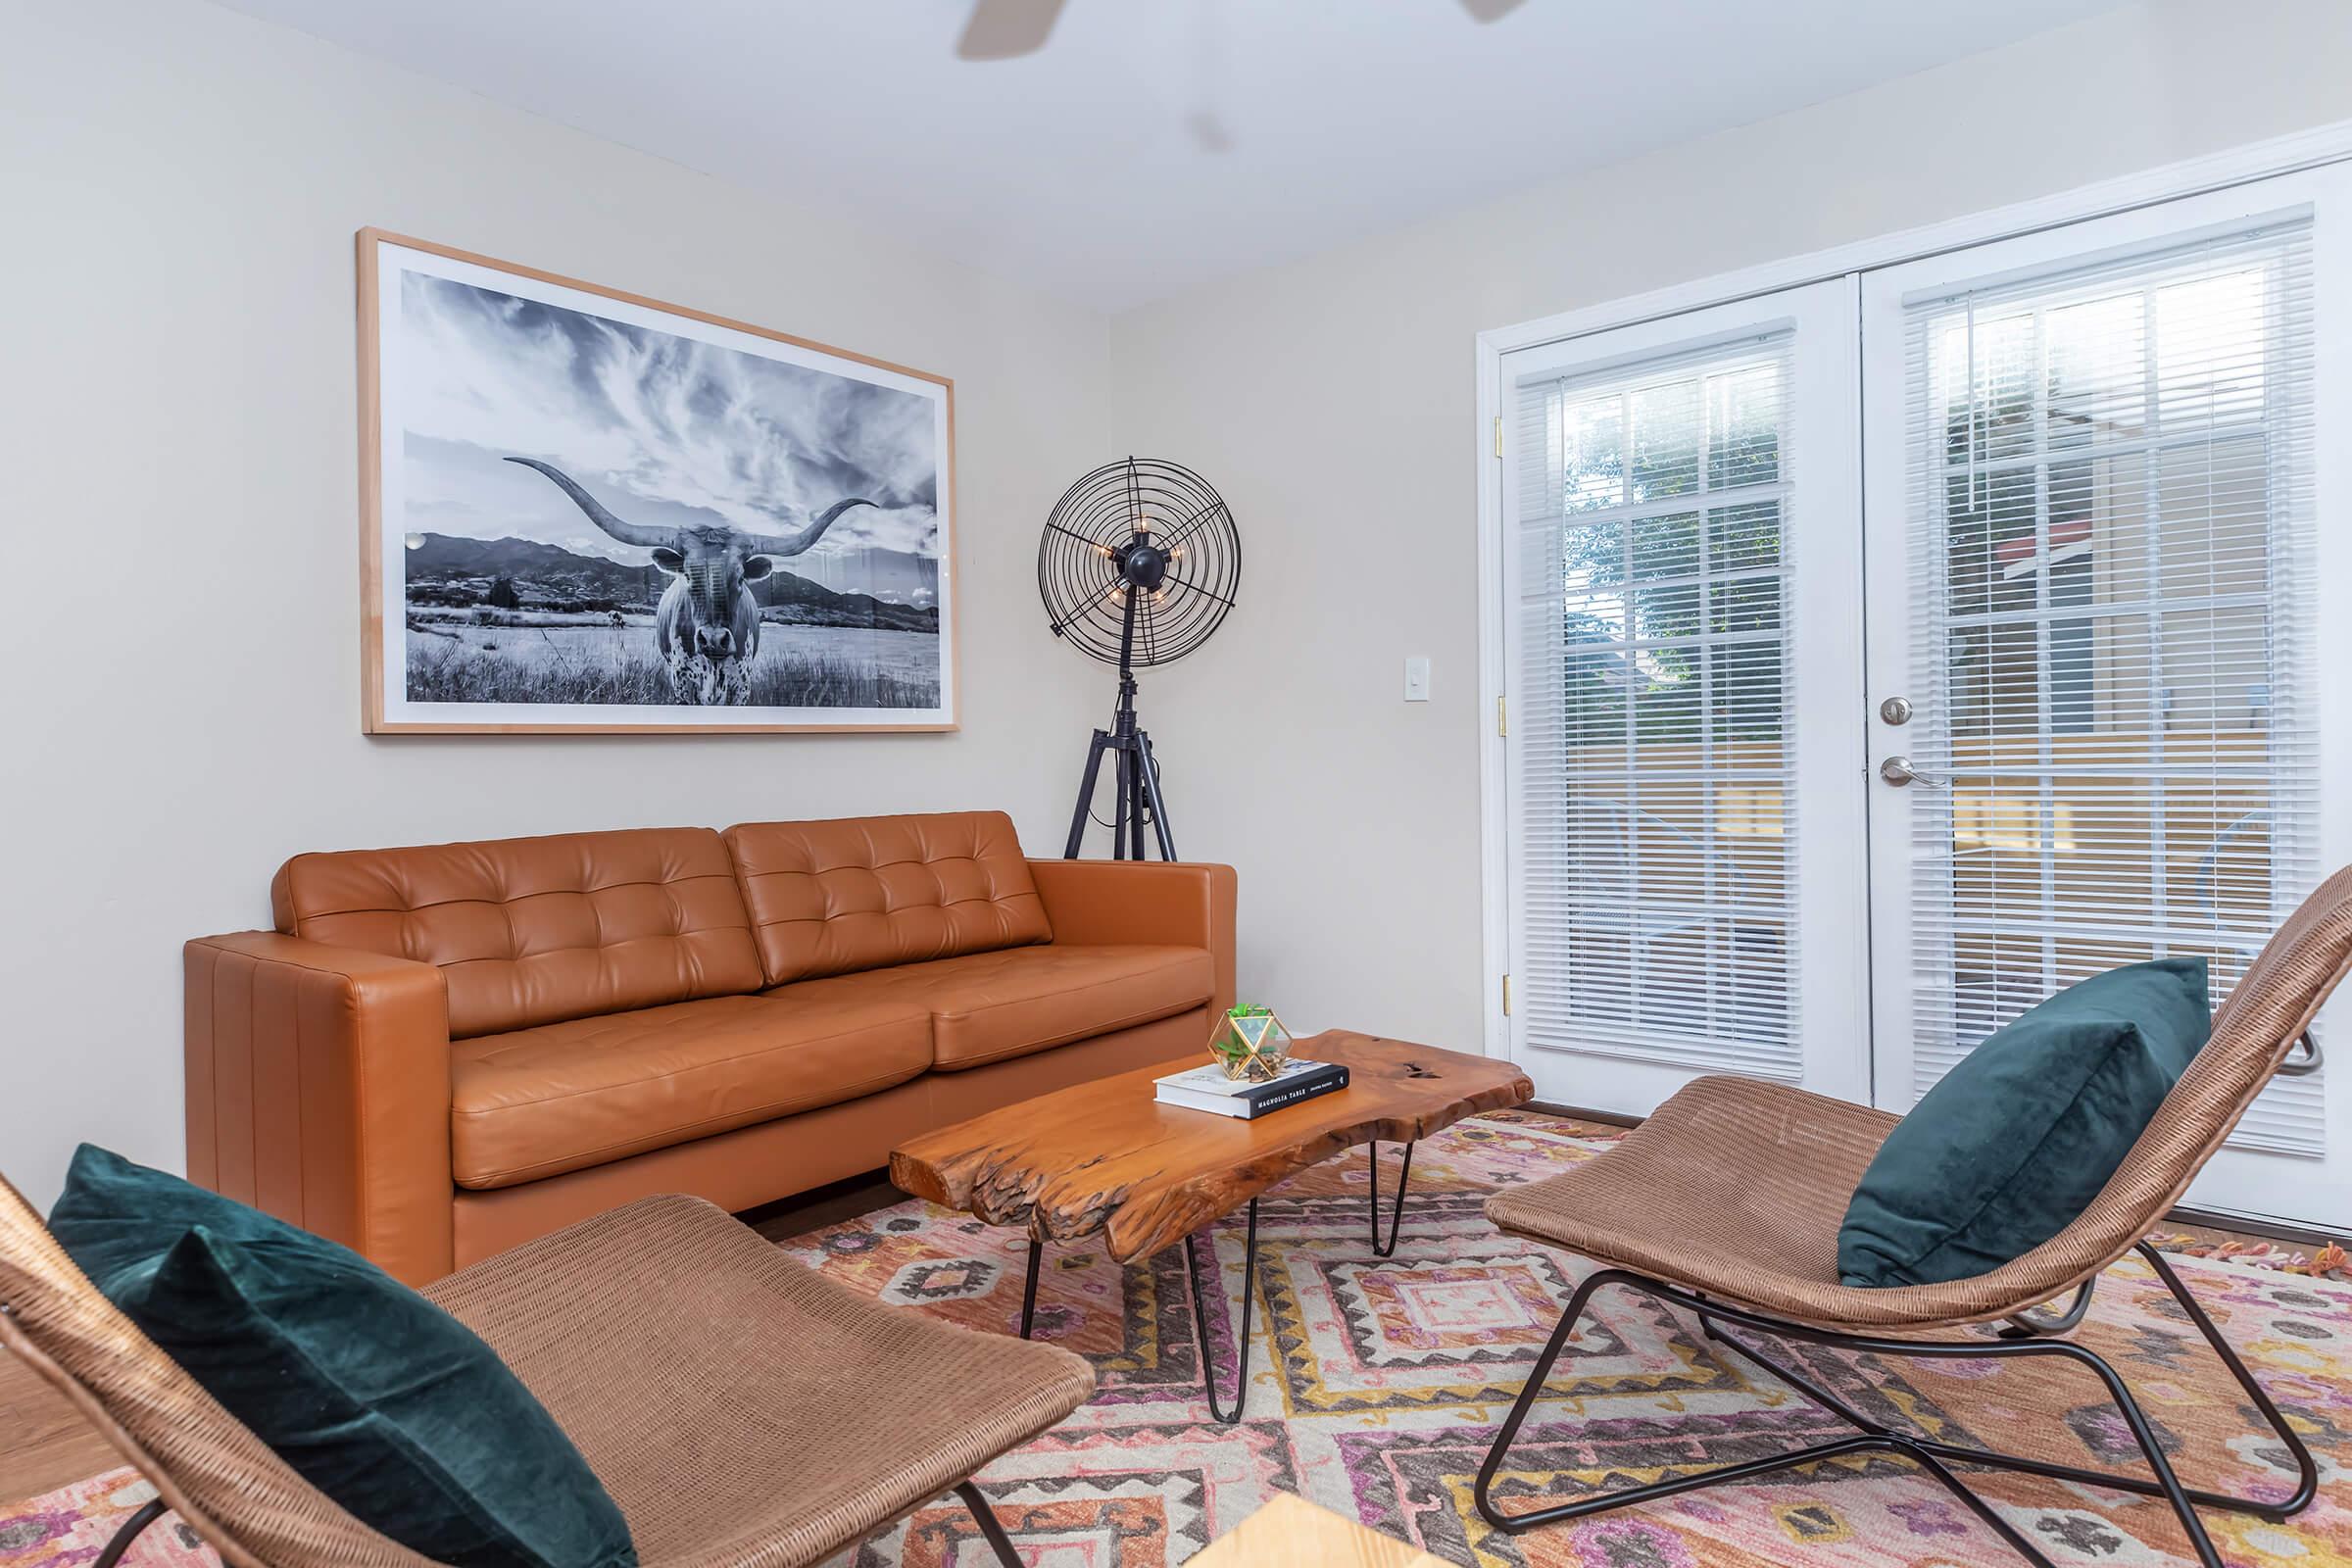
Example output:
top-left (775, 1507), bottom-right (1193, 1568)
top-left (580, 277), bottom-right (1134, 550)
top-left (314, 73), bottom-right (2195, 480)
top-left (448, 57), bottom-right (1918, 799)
top-left (2066, 1340), bottom-right (2228, 1568)
top-left (1183, 1198), bottom-right (1259, 1424)
top-left (2136, 1240), bottom-right (2319, 1515)
top-left (1902, 1446), bottom-right (2063, 1567)
top-left (1017, 1238), bottom-right (1043, 1340)
top-left (1474, 1265), bottom-right (1625, 1531)
top-left (1697, 1249), bottom-right (2311, 1526)
top-left (1698, 1321), bottom-right (2231, 1565)
top-left (1998, 1279), bottom-right (2096, 1339)
top-left (1470, 1276), bottom-right (1956, 1541)
top-left (94, 1499), bottom-right (166, 1568)
top-left (1699, 1320), bottom-right (1886, 1434)
top-left (1481, 1259), bottom-right (2301, 1568)
top-left (1368, 1140), bottom-right (1414, 1257)
top-left (955, 1480), bottom-right (1024, 1568)
top-left (1477, 1276), bottom-right (2060, 1564)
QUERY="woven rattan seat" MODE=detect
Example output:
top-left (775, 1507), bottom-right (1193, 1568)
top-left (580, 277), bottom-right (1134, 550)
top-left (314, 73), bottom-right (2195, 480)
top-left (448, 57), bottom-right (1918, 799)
top-left (1476, 862), bottom-right (2352, 1567)
top-left (1487, 1078), bottom-right (1915, 1324)
top-left (0, 1188), bottom-right (1094, 1568)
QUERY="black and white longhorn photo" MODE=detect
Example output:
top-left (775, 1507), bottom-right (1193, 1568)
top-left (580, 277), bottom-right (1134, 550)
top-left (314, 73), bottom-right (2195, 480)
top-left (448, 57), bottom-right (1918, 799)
top-left (359, 230), bottom-right (956, 733)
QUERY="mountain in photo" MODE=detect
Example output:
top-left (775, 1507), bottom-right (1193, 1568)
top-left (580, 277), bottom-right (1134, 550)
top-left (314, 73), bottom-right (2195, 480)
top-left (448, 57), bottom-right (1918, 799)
top-left (404, 533), bottom-right (938, 633)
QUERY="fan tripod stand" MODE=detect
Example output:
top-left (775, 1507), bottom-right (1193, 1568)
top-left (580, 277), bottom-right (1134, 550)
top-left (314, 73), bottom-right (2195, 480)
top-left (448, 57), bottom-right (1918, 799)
top-left (1062, 671), bottom-right (1175, 860)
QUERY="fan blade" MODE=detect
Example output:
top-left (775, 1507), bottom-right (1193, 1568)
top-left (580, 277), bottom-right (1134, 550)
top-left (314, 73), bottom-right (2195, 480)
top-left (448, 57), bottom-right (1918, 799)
top-left (957, 0), bottom-right (1066, 60)
top-left (1457, 0), bottom-right (1526, 20)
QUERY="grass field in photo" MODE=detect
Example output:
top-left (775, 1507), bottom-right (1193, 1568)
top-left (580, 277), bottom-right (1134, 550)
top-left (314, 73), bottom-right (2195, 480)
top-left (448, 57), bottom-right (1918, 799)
top-left (404, 616), bottom-right (940, 709)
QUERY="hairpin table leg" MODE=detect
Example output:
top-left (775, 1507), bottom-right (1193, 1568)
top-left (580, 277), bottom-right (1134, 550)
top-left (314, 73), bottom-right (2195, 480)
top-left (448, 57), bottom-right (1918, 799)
top-left (1368, 1140), bottom-right (1416, 1257)
top-left (1017, 1238), bottom-right (1043, 1339)
top-left (1183, 1199), bottom-right (1260, 1423)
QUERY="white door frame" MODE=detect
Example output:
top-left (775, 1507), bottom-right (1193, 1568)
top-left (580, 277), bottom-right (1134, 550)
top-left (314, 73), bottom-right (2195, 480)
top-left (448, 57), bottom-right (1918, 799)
top-left (1477, 115), bottom-right (2352, 1075)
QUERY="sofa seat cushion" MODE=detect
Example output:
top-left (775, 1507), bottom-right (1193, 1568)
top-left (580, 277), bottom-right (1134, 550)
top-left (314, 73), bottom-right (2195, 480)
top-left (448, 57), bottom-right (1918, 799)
top-left (451, 995), bottom-right (933, 1190)
top-left (769, 944), bottom-right (1213, 1071)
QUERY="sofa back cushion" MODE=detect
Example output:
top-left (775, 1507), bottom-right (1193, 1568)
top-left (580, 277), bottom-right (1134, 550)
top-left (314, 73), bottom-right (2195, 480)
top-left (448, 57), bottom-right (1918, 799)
top-left (723, 810), bottom-right (1052, 986)
top-left (273, 828), bottom-right (763, 1039)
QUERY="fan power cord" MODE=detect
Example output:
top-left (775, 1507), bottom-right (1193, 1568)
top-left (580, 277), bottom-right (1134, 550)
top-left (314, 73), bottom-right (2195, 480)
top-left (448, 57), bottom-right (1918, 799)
top-left (1087, 751), bottom-right (1167, 833)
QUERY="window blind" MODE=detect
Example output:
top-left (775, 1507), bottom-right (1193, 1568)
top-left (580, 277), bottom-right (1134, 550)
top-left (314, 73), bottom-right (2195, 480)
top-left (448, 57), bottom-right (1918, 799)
top-left (1899, 221), bottom-right (2322, 1152)
top-left (1515, 332), bottom-right (1801, 1078)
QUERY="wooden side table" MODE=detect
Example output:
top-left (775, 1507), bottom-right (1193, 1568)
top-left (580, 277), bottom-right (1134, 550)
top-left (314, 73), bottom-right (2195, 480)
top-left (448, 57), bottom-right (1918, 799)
top-left (1192, 1494), bottom-right (1450, 1568)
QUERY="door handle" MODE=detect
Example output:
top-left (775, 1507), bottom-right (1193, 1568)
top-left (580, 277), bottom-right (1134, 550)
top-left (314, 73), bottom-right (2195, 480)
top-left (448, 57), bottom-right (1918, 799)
top-left (1879, 756), bottom-right (1950, 788)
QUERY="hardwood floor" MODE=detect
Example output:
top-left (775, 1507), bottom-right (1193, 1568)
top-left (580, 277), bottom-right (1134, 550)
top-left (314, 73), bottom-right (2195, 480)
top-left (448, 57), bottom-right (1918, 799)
top-left (0, 1359), bottom-right (121, 1502)
top-left (0, 1152), bottom-right (2330, 1507)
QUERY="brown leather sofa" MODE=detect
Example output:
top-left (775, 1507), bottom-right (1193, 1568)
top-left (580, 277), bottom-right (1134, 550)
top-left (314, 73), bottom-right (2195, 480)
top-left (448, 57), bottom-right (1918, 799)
top-left (184, 810), bottom-right (1236, 1285)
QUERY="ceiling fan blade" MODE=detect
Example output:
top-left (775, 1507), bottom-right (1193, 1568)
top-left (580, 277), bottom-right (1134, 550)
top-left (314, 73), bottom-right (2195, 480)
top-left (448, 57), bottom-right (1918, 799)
top-left (957, 0), bottom-right (1067, 60)
top-left (1456, 0), bottom-right (1528, 21)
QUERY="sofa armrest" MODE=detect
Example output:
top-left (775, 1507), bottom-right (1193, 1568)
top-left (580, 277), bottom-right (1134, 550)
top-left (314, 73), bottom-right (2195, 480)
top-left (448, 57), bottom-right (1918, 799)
top-left (184, 932), bottom-right (454, 1285)
top-left (1027, 859), bottom-right (1237, 1018)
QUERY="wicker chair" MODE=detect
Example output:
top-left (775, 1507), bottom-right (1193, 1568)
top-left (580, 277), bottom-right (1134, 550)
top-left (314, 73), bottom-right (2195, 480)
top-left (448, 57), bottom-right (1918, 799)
top-left (0, 1188), bottom-right (1096, 1568)
top-left (1477, 863), bottom-right (2352, 1568)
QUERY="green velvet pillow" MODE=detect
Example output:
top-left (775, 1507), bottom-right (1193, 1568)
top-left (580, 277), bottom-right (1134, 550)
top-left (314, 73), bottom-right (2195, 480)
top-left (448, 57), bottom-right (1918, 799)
top-left (47, 1146), bottom-right (635, 1568)
top-left (1838, 958), bottom-right (2209, 1289)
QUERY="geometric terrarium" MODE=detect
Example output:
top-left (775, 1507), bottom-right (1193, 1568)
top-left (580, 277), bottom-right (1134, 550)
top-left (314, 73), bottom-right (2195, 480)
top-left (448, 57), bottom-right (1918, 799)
top-left (1206, 1004), bottom-right (1295, 1082)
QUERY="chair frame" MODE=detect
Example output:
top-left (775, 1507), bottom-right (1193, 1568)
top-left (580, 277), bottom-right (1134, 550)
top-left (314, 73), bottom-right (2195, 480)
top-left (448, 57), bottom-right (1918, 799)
top-left (76, 1483), bottom-right (1029, 1568)
top-left (92, 1498), bottom-right (167, 1568)
top-left (1473, 1035), bottom-right (2333, 1568)
top-left (1473, 1240), bottom-right (2314, 1568)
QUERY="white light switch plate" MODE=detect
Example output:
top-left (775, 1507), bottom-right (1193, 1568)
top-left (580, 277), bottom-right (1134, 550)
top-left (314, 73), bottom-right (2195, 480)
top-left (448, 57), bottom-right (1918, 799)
top-left (1403, 656), bottom-right (1431, 702)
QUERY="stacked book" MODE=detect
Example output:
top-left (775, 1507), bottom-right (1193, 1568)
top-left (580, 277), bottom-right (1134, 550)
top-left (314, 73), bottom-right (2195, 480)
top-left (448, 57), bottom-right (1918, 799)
top-left (1154, 1057), bottom-right (1349, 1120)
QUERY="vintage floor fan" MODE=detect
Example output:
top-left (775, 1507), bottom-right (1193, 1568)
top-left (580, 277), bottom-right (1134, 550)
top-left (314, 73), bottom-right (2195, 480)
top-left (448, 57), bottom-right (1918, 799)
top-left (1039, 457), bottom-right (1241, 858)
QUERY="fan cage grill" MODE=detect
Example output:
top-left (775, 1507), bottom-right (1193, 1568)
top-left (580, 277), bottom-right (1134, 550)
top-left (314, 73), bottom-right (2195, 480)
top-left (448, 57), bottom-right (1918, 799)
top-left (1038, 457), bottom-right (1240, 667)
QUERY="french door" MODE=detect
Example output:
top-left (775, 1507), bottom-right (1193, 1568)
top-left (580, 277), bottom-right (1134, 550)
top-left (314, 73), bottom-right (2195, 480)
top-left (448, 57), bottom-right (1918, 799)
top-left (1501, 164), bottom-right (2352, 1229)
top-left (1862, 171), bottom-right (2352, 1228)
top-left (1499, 279), bottom-right (1870, 1112)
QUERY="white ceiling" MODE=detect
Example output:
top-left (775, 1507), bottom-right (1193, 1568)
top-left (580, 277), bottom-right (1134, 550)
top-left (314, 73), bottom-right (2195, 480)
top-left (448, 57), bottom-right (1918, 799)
top-left (216, 0), bottom-right (2129, 312)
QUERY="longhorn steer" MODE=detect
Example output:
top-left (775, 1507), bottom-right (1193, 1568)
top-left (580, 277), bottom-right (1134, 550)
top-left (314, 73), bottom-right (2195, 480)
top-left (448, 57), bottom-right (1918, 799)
top-left (507, 458), bottom-right (874, 706)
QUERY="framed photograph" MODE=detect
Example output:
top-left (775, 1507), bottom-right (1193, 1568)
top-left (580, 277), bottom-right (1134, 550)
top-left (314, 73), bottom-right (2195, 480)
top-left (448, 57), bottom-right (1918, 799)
top-left (357, 228), bottom-right (956, 733)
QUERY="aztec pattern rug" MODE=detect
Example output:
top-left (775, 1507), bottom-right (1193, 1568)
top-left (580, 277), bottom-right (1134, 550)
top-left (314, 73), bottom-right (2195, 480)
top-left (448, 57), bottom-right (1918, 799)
top-left (5, 1108), bottom-right (2350, 1567)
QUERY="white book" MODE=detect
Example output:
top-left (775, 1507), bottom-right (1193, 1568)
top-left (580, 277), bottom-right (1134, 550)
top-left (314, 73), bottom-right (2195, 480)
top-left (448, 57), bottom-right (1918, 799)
top-left (1156, 1085), bottom-right (1264, 1118)
top-left (1153, 1058), bottom-right (1349, 1119)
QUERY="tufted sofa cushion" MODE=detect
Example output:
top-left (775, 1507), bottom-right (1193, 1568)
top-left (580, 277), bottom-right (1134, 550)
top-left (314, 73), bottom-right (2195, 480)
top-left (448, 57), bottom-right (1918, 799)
top-left (768, 944), bottom-right (1214, 1072)
top-left (448, 993), bottom-right (935, 1190)
top-left (271, 828), bottom-right (764, 1039)
top-left (723, 811), bottom-right (1053, 987)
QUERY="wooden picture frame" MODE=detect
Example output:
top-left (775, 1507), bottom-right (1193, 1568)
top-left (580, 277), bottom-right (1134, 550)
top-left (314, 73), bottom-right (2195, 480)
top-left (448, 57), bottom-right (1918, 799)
top-left (357, 227), bottom-right (958, 733)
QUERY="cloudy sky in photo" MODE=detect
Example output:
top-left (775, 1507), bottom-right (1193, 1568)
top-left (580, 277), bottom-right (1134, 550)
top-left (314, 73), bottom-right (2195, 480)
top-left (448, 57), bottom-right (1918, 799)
top-left (395, 269), bottom-right (941, 564)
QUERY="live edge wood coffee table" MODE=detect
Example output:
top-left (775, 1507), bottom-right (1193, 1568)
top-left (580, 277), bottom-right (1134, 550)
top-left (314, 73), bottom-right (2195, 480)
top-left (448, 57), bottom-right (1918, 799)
top-left (891, 1030), bottom-right (1532, 1422)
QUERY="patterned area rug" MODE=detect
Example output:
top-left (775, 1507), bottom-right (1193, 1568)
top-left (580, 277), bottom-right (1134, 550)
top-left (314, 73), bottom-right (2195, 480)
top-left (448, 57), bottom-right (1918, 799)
top-left (6, 1109), bottom-right (2350, 1567)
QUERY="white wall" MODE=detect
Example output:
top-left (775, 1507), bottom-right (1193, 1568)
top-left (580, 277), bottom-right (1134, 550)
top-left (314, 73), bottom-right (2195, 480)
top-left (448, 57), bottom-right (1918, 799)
top-left (0, 0), bottom-right (1116, 1208)
top-left (1106, 0), bottom-right (2352, 1060)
